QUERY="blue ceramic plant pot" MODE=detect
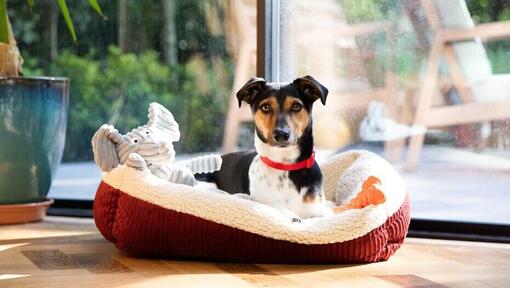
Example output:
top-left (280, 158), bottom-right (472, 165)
top-left (0, 77), bottom-right (69, 204)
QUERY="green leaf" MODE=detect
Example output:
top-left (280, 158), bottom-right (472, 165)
top-left (0, 0), bottom-right (8, 44)
top-left (56, 0), bottom-right (77, 42)
top-left (87, 0), bottom-right (105, 18)
top-left (27, 0), bottom-right (34, 8)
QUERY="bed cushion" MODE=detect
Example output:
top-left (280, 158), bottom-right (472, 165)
top-left (93, 150), bottom-right (410, 264)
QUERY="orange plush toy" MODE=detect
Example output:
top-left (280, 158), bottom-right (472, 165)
top-left (333, 176), bottom-right (386, 213)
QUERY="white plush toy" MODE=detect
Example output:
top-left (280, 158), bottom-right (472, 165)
top-left (91, 102), bottom-right (222, 186)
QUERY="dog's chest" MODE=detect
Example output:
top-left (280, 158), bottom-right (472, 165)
top-left (248, 157), bottom-right (303, 208)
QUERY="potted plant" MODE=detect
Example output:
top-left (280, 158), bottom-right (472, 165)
top-left (0, 0), bottom-right (103, 224)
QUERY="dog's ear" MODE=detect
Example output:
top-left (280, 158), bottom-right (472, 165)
top-left (236, 77), bottom-right (266, 107)
top-left (293, 75), bottom-right (328, 105)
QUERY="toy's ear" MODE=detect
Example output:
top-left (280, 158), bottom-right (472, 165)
top-left (293, 75), bottom-right (328, 105)
top-left (236, 77), bottom-right (266, 107)
top-left (147, 102), bottom-right (180, 142)
top-left (92, 124), bottom-right (121, 172)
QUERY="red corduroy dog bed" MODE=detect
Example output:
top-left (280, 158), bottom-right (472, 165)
top-left (93, 150), bottom-right (410, 264)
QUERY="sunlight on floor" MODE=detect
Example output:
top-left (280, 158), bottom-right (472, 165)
top-left (0, 274), bottom-right (30, 281)
top-left (0, 217), bottom-right (96, 241)
top-left (0, 243), bottom-right (29, 252)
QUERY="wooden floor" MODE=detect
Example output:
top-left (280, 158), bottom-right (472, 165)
top-left (1, 217), bottom-right (509, 288)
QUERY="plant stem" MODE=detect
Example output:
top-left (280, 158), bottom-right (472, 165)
top-left (0, 15), bottom-right (23, 77)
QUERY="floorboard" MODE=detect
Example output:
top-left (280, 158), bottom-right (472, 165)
top-left (1, 217), bottom-right (509, 287)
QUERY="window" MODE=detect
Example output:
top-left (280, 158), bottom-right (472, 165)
top-left (8, 0), bottom-right (510, 229)
top-left (275, 0), bottom-right (510, 225)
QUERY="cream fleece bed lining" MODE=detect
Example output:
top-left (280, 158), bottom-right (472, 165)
top-left (102, 150), bottom-right (407, 245)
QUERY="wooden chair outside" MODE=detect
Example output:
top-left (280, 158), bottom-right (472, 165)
top-left (404, 0), bottom-right (510, 171)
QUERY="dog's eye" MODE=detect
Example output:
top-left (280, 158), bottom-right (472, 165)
top-left (133, 139), bottom-right (139, 143)
top-left (259, 104), bottom-right (271, 113)
top-left (145, 131), bottom-right (150, 134)
top-left (291, 103), bottom-right (302, 112)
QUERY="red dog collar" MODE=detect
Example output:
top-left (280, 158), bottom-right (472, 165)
top-left (260, 152), bottom-right (316, 171)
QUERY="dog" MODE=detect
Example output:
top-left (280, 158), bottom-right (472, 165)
top-left (199, 75), bottom-right (333, 222)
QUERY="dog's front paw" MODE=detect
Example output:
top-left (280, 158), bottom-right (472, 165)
top-left (276, 207), bottom-right (302, 223)
top-left (285, 210), bottom-right (302, 223)
top-left (291, 217), bottom-right (302, 223)
top-left (318, 206), bottom-right (334, 217)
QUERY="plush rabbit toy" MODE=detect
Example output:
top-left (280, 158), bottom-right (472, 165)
top-left (91, 102), bottom-right (222, 186)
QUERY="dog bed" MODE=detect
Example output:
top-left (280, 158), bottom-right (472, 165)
top-left (93, 150), bottom-right (410, 264)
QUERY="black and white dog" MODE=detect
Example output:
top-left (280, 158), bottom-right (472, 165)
top-left (200, 76), bottom-right (332, 222)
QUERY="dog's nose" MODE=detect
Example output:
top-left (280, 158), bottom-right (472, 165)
top-left (273, 128), bottom-right (290, 143)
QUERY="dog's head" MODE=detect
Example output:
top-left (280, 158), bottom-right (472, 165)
top-left (236, 75), bottom-right (328, 147)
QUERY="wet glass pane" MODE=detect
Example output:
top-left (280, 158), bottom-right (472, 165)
top-left (277, 0), bottom-right (510, 224)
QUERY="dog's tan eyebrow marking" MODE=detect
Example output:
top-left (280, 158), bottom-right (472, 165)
top-left (283, 97), bottom-right (304, 111)
top-left (257, 96), bottom-right (280, 111)
top-left (258, 98), bottom-right (272, 106)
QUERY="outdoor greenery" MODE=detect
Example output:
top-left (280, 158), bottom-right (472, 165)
top-left (339, 0), bottom-right (510, 85)
top-left (467, 0), bottom-right (510, 73)
top-left (12, 0), bottom-right (233, 161)
top-left (24, 46), bottom-right (231, 161)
